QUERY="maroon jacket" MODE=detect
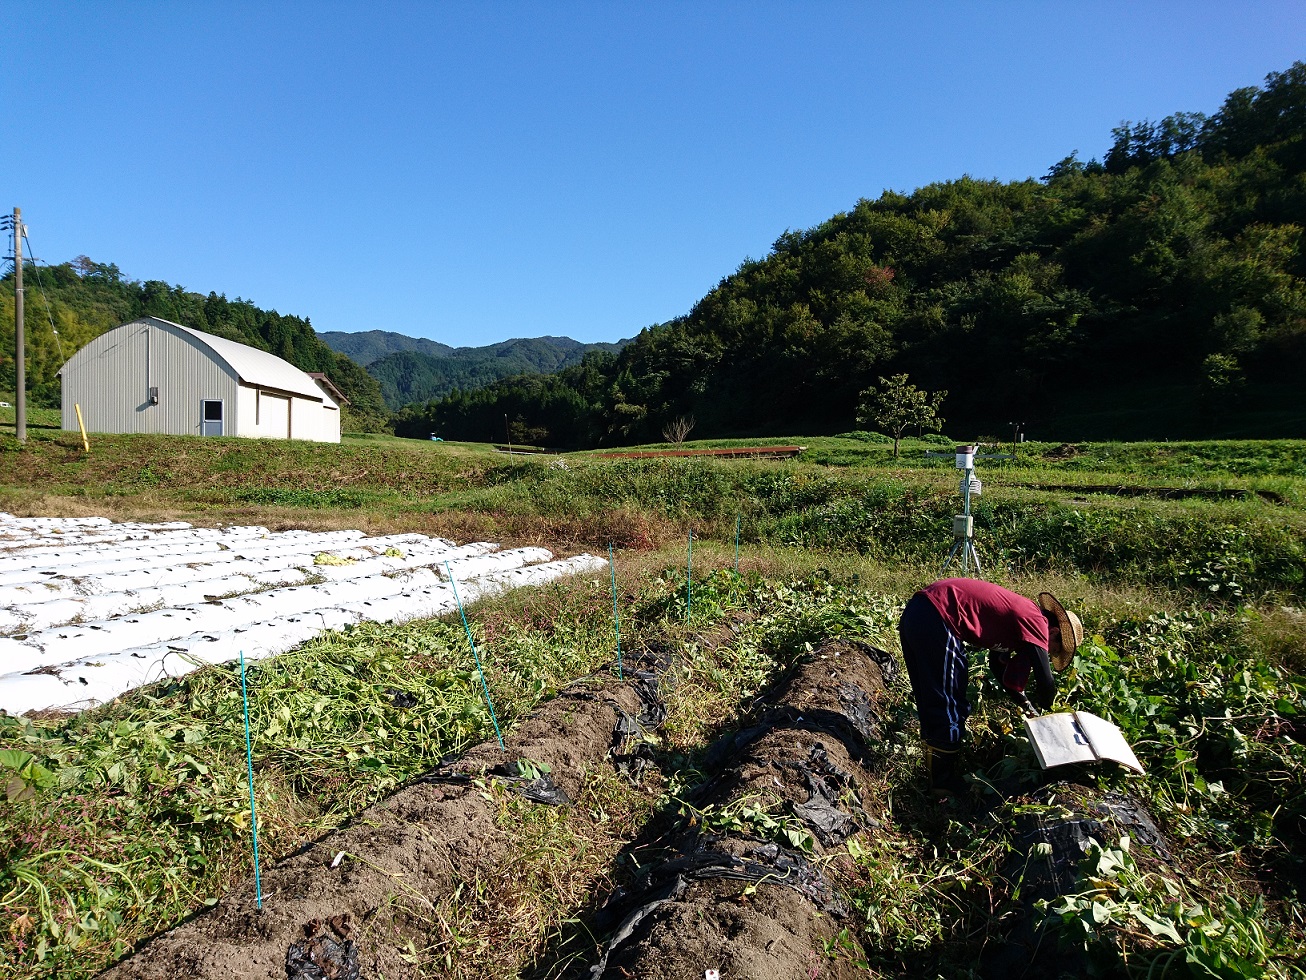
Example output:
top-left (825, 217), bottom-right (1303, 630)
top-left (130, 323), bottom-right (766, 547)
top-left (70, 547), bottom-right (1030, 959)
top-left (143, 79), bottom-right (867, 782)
top-left (919, 578), bottom-right (1050, 651)
top-left (918, 578), bottom-right (1055, 707)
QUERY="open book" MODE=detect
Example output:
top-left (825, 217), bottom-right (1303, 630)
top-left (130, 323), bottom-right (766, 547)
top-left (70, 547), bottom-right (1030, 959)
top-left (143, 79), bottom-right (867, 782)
top-left (1023, 711), bottom-right (1145, 774)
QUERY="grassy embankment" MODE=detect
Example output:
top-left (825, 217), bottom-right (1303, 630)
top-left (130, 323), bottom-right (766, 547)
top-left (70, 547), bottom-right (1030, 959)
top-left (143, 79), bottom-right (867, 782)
top-left (1, 426), bottom-right (1304, 978)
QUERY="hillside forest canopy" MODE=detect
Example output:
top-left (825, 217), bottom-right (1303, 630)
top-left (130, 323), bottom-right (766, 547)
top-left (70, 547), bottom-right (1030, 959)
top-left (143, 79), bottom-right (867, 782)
top-left (350, 336), bottom-right (629, 411)
top-left (394, 61), bottom-right (1306, 446)
top-left (4, 61), bottom-right (1306, 445)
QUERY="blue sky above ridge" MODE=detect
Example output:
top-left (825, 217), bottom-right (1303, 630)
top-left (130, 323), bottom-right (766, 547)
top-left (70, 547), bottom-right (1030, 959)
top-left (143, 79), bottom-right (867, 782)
top-left (6, 2), bottom-right (1303, 346)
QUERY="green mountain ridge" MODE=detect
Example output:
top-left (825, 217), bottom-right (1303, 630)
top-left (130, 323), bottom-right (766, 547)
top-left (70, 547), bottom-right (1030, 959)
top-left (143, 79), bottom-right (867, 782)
top-left (318, 329), bottom-right (456, 365)
top-left (355, 335), bottom-right (629, 409)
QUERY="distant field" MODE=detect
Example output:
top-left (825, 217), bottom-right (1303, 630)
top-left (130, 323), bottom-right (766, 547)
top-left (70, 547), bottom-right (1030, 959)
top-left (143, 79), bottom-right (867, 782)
top-left (2, 428), bottom-right (1303, 601)
top-left (0, 405), bottom-right (61, 432)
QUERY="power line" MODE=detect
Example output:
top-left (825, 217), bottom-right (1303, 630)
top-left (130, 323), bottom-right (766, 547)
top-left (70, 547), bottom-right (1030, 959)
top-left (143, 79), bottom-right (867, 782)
top-left (20, 228), bottom-right (66, 362)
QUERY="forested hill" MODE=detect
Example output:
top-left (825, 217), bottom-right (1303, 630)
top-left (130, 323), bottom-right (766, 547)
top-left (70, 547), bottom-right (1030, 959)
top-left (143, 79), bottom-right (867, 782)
top-left (359, 336), bottom-right (629, 409)
top-left (397, 62), bottom-right (1306, 447)
top-left (0, 261), bottom-right (388, 429)
top-left (319, 329), bottom-right (456, 366)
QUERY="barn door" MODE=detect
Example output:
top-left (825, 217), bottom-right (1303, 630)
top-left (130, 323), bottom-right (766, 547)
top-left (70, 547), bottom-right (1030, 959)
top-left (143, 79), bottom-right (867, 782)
top-left (201, 400), bottom-right (224, 436)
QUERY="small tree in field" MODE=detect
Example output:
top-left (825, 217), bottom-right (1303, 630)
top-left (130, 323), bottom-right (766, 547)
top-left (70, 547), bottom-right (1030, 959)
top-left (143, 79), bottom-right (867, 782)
top-left (856, 374), bottom-right (946, 458)
top-left (662, 415), bottom-right (696, 444)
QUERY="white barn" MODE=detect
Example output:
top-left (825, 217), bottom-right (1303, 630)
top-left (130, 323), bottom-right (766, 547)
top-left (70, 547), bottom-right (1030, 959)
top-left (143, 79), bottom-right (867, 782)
top-left (59, 317), bottom-right (345, 443)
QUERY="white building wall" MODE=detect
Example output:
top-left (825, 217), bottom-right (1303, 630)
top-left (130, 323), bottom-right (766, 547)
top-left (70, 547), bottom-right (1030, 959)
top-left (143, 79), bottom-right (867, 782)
top-left (59, 318), bottom-right (341, 443)
top-left (289, 394), bottom-right (341, 443)
top-left (252, 390), bottom-right (291, 439)
top-left (238, 386), bottom-right (340, 442)
top-left (61, 321), bottom-right (240, 436)
top-left (319, 403), bottom-right (342, 443)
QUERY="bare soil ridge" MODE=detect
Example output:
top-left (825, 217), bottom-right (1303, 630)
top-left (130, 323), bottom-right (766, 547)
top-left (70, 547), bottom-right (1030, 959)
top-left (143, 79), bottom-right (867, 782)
top-left (100, 674), bottom-right (649, 980)
top-left (584, 639), bottom-right (895, 979)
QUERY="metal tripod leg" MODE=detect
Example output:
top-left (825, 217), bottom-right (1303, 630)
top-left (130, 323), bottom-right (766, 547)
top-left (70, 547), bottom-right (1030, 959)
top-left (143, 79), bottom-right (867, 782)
top-left (943, 537), bottom-right (983, 575)
top-left (944, 539), bottom-right (964, 570)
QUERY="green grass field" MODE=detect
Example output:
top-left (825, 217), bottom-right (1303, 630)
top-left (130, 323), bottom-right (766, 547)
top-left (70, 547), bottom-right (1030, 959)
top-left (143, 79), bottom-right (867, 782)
top-left (1, 429), bottom-right (1304, 978)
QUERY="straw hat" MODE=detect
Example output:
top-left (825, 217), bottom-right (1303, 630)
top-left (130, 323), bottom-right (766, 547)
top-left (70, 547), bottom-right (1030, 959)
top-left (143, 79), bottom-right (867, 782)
top-left (1038, 592), bottom-right (1084, 671)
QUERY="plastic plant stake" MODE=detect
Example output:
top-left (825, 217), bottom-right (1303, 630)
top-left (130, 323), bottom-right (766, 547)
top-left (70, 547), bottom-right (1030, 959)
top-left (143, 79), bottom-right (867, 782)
top-left (734, 513), bottom-right (740, 575)
top-left (239, 651), bottom-right (263, 909)
top-left (609, 543), bottom-right (622, 680)
top-left (445, 562), bottom-right (506, 750)
top-left (74, 403), bottom-right (90, 452)
top-left (686, 530), bottom-right (693, 621)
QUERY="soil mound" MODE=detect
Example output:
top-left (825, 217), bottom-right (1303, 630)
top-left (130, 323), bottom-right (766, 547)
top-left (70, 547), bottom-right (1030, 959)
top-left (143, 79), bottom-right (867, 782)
top-left (100, 674), bottom-right (652, 980)
top-left (983, 782), bottom-right (1174, 977)
top-left (586, 640), bottom-right (895, 979)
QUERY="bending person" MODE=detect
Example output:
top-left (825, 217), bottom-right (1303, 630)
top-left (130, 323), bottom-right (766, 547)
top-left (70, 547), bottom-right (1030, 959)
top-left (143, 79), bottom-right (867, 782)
top-left (897, 577), bottom-right (1082, 796)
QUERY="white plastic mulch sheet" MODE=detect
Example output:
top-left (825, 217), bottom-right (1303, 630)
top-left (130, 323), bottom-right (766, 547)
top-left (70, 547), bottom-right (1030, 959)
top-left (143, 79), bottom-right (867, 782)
top-left (0, 513), bottom-right (605, 716)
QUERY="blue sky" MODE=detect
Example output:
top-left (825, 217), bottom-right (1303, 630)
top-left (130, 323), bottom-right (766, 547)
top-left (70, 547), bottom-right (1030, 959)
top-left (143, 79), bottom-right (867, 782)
top-left (6, 2), bottom-right (1303, 347)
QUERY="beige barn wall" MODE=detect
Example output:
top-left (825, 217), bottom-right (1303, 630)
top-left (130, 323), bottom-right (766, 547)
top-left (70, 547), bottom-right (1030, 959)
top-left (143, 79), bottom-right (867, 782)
top-left (61, 322), bottom-right (239, 436)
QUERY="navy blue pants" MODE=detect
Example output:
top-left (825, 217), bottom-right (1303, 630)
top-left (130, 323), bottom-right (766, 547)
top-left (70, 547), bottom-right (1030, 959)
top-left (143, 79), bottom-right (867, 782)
top-left (898, 593), bottom-right (969, 751)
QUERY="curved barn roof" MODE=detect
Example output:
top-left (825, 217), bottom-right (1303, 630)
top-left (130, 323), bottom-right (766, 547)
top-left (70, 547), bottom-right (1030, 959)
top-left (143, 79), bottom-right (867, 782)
top-left (154, 318), bottom-right (330, 403)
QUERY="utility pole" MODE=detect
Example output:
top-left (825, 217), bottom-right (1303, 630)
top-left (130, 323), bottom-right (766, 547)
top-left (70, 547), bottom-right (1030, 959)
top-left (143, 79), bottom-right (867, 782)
top-left (12, 207), bottom-right (24, 443)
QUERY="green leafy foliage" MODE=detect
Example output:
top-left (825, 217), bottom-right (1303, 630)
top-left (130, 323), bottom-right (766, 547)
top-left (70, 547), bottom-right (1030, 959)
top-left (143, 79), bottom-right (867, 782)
top-left (363, 336), bottom-right (628, 410)
top-left (1065, 616), bottom-right (1306, 852)
top-left (855, 373), bottom-right (947, 457)
top-left (1040, 837), bottom-right (1300, 979)
top-left (681, 794), bottom-right (816, 854)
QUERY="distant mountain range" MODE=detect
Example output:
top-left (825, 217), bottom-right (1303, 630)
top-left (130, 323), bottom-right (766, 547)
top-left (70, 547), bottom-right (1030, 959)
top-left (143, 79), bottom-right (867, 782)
top-left (318, 330), bottom-right (456, 365)
top-left (319, 330), bottom-right (629, 409)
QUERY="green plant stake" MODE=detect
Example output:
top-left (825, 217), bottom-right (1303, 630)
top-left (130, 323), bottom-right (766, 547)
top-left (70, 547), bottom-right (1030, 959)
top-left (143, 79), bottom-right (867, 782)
top-left (609, 543), bottom-right (622, 680)
top-left (445, 562), bottom-right (506, 750)
top-left (735, 513), bottom-right (741, 575)
top-left (686, 530), bottom-right (693, 621)
top-left (239, 651), bottom-right (263, 909)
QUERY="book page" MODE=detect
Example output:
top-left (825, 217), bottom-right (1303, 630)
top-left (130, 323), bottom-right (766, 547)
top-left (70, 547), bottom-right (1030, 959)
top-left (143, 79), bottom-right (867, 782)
top-left (1023, 712), bottom-right (1097, 769)
top-left (1074, 711), bottom-right (1145, 774)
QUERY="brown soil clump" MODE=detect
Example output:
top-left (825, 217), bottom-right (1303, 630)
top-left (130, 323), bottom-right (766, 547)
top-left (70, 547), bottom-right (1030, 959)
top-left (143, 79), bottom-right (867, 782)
top-left (1043, 442), bottom-right (1083, 460)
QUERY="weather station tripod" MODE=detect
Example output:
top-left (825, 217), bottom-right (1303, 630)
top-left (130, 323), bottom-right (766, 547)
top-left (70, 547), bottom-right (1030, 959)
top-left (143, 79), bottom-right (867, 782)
top-left (927, 444), bottom-right (1010, 577)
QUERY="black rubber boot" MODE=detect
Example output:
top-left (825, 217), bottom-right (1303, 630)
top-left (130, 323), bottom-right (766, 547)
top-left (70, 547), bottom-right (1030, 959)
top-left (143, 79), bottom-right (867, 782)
top-left (925, 744), bottom-right (967, 799)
